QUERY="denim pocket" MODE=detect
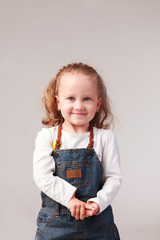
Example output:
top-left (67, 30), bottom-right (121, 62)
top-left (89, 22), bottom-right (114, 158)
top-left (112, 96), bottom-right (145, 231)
top-left (36, 209), bottom-right (53, 237)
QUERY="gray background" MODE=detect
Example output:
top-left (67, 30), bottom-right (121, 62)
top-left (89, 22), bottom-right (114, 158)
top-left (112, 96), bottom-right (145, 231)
top-left (0, 0), bottom-right (160, 239)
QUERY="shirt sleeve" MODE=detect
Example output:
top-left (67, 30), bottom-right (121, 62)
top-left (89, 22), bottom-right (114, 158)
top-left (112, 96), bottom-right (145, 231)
top-left (33, 128), bottom-right (77, 207)
top-left (87, 130), bottom-right (122, 213)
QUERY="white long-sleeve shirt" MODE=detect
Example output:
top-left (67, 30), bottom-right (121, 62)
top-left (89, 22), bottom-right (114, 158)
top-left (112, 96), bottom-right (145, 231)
top-left (33, 126), bottom-right (122, 213)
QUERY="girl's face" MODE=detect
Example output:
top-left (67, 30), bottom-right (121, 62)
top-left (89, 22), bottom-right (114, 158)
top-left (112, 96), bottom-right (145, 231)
top-left (56, 72), bottom-right (102, 133)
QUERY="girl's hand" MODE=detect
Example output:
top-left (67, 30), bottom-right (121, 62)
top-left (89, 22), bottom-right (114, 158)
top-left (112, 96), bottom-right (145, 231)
top-left (67, 196), bottom-right (86, 220)
top-left (67, 196), bottom-right (100, 220)
top-left (85, 202), bottom-right (100, 216)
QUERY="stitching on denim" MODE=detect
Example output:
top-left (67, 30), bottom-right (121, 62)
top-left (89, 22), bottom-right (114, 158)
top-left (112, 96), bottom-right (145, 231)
top-left (57, 163), bottom-right (61, 179)
top-left (57, 162), bottom-right (89, 167)
top-left (43, 199), bottom-right (56, 203)
top-left (37, 211), bottom-right (54, 237)
top-left (92, 151), bottom-right (103, 168)
top-left (76, 220), bottom-right (87, 240)
top-left (77, 166), bottom-right (90, 189)
top-left (98, 214), bottom-right (116, 232)
top-left (41, 205), bottom-right (71, 215)
top-left (75, 152), bottom-right (78, 187)
top-left (54, 148), bottom-right (93, 153)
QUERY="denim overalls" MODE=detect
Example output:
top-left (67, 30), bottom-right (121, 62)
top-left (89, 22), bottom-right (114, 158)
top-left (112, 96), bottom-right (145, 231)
top-left (35, 125), bottom-right (120, 240)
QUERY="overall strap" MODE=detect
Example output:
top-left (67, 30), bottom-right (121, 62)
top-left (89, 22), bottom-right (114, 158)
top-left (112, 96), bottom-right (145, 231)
top-left (54, 124), bottom-right (94, 150)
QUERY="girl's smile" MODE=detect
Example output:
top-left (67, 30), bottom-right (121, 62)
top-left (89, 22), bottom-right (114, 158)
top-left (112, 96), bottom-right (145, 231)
top-left (72, 112), bottom-right (86, 114)
top-left (56, 72), bottom-right (102, 133)
top-left (71, 112), bottom-right (87, 115)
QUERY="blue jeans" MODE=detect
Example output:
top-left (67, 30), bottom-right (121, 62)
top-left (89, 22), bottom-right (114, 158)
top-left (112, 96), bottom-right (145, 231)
top-left (35, 149), bottom-right (120, 240)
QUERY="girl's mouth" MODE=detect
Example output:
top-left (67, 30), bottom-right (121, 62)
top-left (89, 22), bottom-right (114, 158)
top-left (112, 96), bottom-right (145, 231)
top-left (71, 112), bottom-right (87, 115)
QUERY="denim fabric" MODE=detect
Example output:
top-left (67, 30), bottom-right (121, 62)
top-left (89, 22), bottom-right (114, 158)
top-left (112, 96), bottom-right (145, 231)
top-left (35, 148), bottom-right (120, 240)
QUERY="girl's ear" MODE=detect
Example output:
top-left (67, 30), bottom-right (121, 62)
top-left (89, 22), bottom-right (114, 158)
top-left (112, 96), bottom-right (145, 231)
top-left (97, 97), bottom-right (102, 109)
top-left (55, 95), bottom-right (60, 110)
top-left (55, 95), bottom-right (59, 104)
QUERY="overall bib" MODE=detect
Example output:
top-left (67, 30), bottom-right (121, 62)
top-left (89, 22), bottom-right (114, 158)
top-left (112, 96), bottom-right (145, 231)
top-left (35, 125), bottom-right (120, 240)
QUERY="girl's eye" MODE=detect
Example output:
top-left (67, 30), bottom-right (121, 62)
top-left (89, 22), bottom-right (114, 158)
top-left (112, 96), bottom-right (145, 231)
top-left (84, 97), bottom-right (91, 101)
top-left (68, 97), bottom-right (74, 101)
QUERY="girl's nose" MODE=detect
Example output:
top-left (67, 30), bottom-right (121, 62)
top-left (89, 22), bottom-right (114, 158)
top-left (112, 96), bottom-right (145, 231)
top-left (74, 100), bottom-right (84, 110)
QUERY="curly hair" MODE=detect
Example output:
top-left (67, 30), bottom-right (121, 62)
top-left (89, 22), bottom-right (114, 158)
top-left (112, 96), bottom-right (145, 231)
top-left (42, 62), bottom-right (114, 129)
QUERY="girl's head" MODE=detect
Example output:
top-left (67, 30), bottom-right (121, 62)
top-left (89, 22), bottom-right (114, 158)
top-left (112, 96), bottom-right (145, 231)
top-left (42, 63), bottom-right (113, 129)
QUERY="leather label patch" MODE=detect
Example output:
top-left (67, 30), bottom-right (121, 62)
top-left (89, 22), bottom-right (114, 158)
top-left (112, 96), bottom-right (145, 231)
top-left (66, 169), bottom-right (82, 178)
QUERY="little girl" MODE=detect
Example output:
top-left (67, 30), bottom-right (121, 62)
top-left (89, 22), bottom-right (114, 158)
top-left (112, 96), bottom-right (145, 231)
top-left (33, 63), bottom-right (122, 240)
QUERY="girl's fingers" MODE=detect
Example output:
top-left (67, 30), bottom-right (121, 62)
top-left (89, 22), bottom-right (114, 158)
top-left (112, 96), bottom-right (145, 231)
top-left (85, 209), bottom-right (92, 217)
top-left (85, 202), bottom-right (100, 215)
top-left (71, 206), bottom-right (76, 217)
top-left (92, 203), bottom-right (98, 209)
top-left (85, 203), bottom-right (95, 210)
top-left (75, 205), bottom-right (80, 220)
top-left (68, 199), bottom-right (99, 220)
top-left (74, 204), bottom-right (86, 220)
top-left (80, 205), bottom-right (85, 220)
